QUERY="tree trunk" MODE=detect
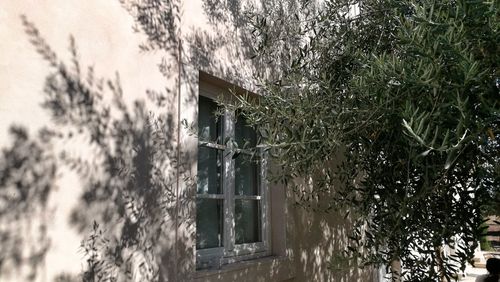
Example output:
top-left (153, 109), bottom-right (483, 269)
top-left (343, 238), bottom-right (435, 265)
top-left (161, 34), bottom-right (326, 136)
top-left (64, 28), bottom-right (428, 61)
top-left (390, 259), bottom-right (401, 282)
top-left (435, 246), bottom-right (447, 282)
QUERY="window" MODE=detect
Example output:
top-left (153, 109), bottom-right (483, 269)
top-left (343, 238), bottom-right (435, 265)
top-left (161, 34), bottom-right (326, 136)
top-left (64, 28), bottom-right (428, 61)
top-left (196, 92), bottom-right (269, 269)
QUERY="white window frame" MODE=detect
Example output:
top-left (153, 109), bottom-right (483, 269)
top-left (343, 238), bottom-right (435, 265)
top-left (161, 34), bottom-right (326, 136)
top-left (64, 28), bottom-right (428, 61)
top-left (196, 85), bottom-right (270, 269)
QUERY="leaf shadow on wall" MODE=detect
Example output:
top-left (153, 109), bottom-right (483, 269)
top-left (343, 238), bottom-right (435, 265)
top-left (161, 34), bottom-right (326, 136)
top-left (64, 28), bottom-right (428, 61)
top-left (0, 11), bottom-right (192, 280)
top-left (0, 0), bottom-right (352, 281)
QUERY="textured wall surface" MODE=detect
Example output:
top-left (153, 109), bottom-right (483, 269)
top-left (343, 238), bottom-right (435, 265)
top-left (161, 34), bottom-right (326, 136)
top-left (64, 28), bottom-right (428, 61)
top-left (0, 1), bottom-right (374, 281)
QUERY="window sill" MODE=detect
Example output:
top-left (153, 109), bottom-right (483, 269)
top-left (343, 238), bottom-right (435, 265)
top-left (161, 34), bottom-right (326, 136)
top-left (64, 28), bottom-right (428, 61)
top-left (193, 255), bottom-right (295, 282)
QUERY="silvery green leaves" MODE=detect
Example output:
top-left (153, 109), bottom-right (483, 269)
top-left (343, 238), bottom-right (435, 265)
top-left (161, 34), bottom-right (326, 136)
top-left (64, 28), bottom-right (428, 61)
top-left (239, 0), bottom-right (499, 281)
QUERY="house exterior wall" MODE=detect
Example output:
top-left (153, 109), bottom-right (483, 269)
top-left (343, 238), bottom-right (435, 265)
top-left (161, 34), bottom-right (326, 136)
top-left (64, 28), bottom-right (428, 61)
top-left (0, 1), bottom-right (375, 281)
top-left (486, 216), bottom-right (500, 249)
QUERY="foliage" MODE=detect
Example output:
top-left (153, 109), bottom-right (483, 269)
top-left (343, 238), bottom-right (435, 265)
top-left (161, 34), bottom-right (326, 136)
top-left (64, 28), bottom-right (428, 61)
top-left (237, 0), bottom-right (499, 281)
top-left (2, 0), bottom-right (497, 281)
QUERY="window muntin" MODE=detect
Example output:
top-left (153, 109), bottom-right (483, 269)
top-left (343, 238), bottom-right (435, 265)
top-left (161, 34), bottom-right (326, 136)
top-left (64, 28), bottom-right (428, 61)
top-left (196, 94), bottom-right (269, 267)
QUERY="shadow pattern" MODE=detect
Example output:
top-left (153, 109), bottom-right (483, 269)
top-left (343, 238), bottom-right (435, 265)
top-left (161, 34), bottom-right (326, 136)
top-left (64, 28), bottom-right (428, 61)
top-left (0, 1), bottom-right (367, 281)
top-left (0, 126), bottom-right (56, 281)
top-left (1, 14), bottom-right (183, 281)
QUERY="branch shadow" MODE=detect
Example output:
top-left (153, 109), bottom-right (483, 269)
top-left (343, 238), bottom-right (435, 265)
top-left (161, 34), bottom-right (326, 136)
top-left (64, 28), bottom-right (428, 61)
top-left (0, 126), bottom-right (56, 281)
top-left (0, 0), bottom-right (363, 281)
top-left (0, 10), bottom-right (187, 280)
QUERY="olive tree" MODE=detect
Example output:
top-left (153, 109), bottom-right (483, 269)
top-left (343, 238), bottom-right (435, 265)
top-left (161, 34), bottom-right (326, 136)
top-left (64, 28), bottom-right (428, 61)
top-left (236, 0), bottom-right (499, 281)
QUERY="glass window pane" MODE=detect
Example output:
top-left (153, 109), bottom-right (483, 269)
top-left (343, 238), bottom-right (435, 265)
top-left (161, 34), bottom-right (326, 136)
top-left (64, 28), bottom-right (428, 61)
top-left (235, 154), bottom-right (259, 196)
top-left (235, 114), bottom-right (257, 148)
top-left (235, 200), bottom-right (261, 244)
top-left (197, 146), bottom-right (222, 194)
top-left (196, 199), bottom-right (223, 249)
top-left (199, 96), bottom-right (222, 142)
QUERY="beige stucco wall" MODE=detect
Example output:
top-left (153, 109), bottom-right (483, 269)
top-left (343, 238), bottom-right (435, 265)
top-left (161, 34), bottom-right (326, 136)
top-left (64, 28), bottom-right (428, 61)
top-left (0, 1), bottom-right (375, 281)
top-left (0, 1), bottom-right (177, 281)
